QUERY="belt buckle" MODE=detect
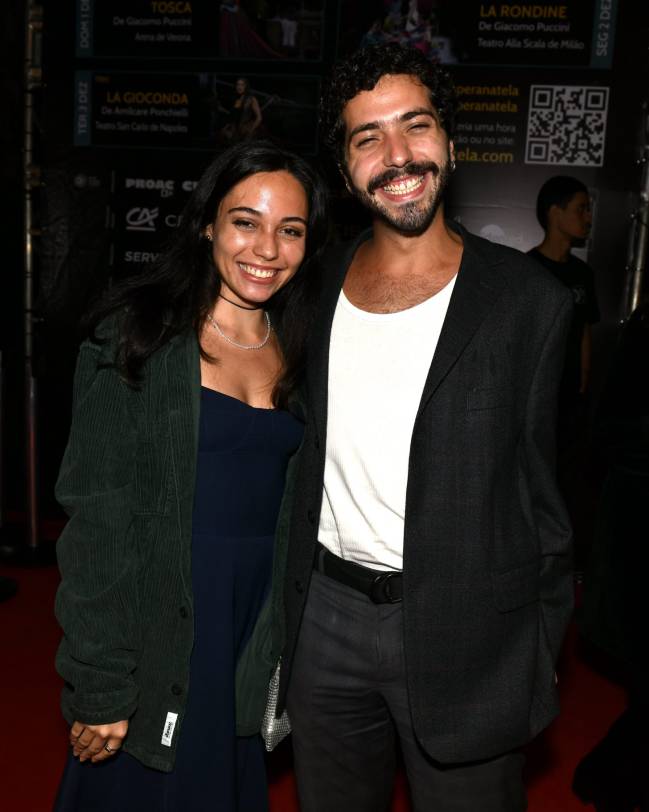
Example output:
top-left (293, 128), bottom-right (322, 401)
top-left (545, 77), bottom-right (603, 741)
top-left (369, 571), bottom-right (401, 604)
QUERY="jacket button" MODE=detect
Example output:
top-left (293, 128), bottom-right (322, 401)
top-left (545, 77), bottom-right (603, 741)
top-left (179, 606), bottom-right (188, 618)
top-left (295, 580), bottom-right (304, 593)
top-left (307, 509), bottom-right (316, 525)
top-left (171, 683), bottom-right (183, 696)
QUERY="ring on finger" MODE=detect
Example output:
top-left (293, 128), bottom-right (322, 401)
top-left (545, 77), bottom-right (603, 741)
top-left (104, 742), bottom-right (116, 753)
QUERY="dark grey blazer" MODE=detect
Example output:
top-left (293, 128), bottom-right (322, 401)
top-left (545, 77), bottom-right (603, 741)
top-left (277, 226), bottom-right (574, 764)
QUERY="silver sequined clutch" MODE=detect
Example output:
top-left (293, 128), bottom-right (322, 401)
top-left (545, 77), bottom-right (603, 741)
top-left (260, 661), bottom-right (291, 752)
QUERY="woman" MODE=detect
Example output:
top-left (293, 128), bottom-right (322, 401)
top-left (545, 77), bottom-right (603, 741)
top-left (218, 2), bottom-right (282, 59)
top-left (222, 78), bottom-right (264, 143)
top-left (53, 140), bottom-right (328, 812)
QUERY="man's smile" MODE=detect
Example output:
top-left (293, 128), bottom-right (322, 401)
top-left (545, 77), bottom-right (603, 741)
top-left (379, 174), bottom-right (427, 198)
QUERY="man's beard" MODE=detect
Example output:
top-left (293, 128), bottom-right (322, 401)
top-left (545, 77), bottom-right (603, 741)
top-left (350, 155), bottom-right (452, 235)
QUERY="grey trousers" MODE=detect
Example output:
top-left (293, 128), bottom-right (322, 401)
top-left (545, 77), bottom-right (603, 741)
top-left (286, 570), bottom-right (527, 812)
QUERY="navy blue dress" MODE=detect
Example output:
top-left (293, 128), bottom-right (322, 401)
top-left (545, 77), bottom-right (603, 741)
top-left (54, 387), bottom-right (303, 812)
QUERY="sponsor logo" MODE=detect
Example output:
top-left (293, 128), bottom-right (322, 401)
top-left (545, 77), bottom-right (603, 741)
top-left (164, 213), bottom-right (182, 227)
top-left (73, 174), bottom-right (103, 190)
top-left (125, 177), bottom-right (175, 196)
top-left (124, 251), bottom-right (160, 263)
top-left (126, 207), bottom-right (159, 231)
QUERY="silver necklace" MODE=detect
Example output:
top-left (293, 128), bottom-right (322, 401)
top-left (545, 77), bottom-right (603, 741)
top-left (206, 311), bottom-right (272, 350)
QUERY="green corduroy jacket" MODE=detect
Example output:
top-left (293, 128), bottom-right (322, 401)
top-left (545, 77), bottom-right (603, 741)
top-left (55, 326), bottom-right (293, 771)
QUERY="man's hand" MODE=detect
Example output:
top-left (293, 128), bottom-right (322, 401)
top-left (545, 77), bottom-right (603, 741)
top-left (70, 719), bottom-right (129, 763)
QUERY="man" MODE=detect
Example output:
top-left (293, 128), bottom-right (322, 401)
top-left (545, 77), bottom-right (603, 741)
top-left (528, 177), bottom-right (600, 570)
top-left (529, 176), bottom-right (600, 420)
top-left (276, 43), bottom-right (573, 811)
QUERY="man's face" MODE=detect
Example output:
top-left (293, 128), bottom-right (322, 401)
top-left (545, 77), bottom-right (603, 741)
top-left (553, 191), bottom-right (592, 242)
top-left (340, 73), bottom-right (454, 234)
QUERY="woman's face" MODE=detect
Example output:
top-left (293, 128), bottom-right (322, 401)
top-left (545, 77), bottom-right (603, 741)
top-left (235, 79), bottom-right (247, 95)
top-left (206, 170), bottom-right (309, 308)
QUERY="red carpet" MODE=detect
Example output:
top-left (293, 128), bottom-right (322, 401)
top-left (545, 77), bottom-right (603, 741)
top-left (1, 561), bottom-right (626, 811)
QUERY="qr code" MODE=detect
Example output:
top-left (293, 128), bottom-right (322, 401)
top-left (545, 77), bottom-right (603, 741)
top-left (525, 85), bottom-right (609, 167)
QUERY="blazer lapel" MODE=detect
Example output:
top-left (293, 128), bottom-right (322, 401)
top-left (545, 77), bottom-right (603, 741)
top-left (416, 229), bottom-right (507, 418)
top-left (306, 227), bottom-right (506, 429)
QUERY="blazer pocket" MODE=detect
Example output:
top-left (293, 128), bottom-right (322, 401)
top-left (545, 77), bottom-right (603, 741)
top-left (492, 560), bottom-right (540, 612)
top-left (466, 387), bottom-right (511, 411)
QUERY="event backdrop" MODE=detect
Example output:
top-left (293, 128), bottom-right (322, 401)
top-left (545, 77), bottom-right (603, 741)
top-left (0, 0), bottom-right (641, 514)
top-left (37, 0), bottom-right (640, 336)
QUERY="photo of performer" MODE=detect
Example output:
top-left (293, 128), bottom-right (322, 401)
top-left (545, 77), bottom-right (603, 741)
top-left (219, 0), bottom-right (283, 59)
top-left (209, 74), bottom-right (318, 154)
top-left (353, 0), bottom-right (459, 64)
top-left (217, 1), bottom-right (325, 61)
top-left (222, 77), bottom-right (264, 142)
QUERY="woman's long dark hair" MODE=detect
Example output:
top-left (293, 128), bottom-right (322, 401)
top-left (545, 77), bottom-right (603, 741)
top-left (87, 140), bottom-right (329, 408)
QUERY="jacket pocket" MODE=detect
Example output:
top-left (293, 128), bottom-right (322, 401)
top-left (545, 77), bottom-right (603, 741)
top-left (466, 387), bottom-right (511, 411)
top-left (492, 560), bottom-right (540, 612)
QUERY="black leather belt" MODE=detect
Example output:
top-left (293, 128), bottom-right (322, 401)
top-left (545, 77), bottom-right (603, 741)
top-left (314, 542), bottom-right (403, 604)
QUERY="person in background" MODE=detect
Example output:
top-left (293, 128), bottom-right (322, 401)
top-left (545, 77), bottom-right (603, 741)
top-left (529, 176), bottom-right (601, 571)
top-left (269, 43), bottom-right (573, 812)
top-left (52, 140), bottom-right (327, 812)
top-left (529, 176), bottom-right (600, 434)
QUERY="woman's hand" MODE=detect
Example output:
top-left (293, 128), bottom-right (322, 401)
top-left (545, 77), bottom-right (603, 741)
top-left (70, 719), bottom-right (129, 763)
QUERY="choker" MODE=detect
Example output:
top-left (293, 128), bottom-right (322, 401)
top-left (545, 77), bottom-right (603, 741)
top-left (218, 293), bottom-right (260, 311)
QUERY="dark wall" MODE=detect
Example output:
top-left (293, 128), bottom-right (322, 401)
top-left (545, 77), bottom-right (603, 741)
top-left (0, 0), bottom-right (27, 516)
top-left (2, 1), bottom-right (648, 520)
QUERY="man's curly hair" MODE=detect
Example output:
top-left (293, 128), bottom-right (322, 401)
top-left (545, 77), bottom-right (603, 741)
top-left (320, 43), bottom-right (458, 167)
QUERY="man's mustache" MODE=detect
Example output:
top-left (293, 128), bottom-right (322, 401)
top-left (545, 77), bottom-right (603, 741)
top-left (367, 161), bottom-right (441, 195)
